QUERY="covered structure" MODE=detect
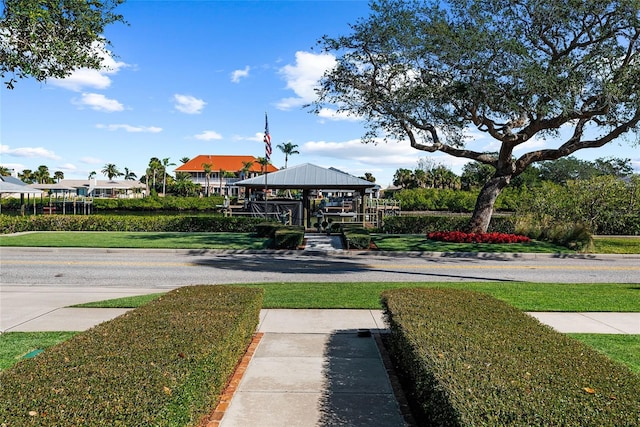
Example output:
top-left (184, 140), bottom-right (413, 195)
top-left (0, 176), bottom-right (43, 214)
top-left (234, 163), bottom-right (378, 227)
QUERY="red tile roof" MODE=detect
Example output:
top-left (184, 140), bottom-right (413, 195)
top-left (175, 155), bottom-right (278, 173)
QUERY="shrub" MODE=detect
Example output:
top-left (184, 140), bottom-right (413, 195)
top-left (254, 221), bottom-right (284, 238)
top-left (0, 215), bottom-right (265, 234)
top-left (381, 215), bottom-right (516, 234)
top-left (381, 288), bottom-right (640, 426)
top-left (0, 285), bottom-right (263, 426)
top-left (274, 226), bottom-right (305, 249)
top-left (343, 227), bottom-right (371, 250)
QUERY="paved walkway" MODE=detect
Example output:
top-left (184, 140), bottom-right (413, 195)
top-left (303, 233), bottom-right (344, 252)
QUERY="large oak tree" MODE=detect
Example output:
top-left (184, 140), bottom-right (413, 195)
top-left (312, 0), bottom-right (640, 233)
top-left (1, 0), bottom-right (125, 88)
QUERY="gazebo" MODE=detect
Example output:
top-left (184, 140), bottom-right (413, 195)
top-left (234, 163), bottom-right (378, 227)
top-left (0, 176), bottom-right (43, 214)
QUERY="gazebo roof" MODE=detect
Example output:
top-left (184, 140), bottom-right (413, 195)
top-left (0, 176), bottom-right (43, 194)
top-left (235, 163), bottom-right (378, 190)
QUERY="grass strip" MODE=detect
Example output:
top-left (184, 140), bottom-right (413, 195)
top-left (0, 332), bottom-right (78, 370)
top-left (0, 232), bottom-right (269, 249)
top-left (238, 282), bottom-right (640, 312)
top-left (570, 334), bottom-right (640, 374)
top-left (73, 293), bottom-right (164, 308)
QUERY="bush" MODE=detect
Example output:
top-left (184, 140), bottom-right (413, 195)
top-left (254, 221), bottom-right (284, 238)
top-left (381, 215), bottom-right (516, 234)
top-left (381, 288), bottom-right (640, 426)
top-left (274, 226), bottom-right (305, 249)
top-left (343, 227), bottom-right (371, 250)
top-left (0, 285), bottom-right (263, 426)
top-left (427, 231), bottom-right (531, 244)
top-left (0, 215), bottom-right (266, 234)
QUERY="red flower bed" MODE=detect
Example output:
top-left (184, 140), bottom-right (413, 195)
top-left (427, 231), bottom-right (531, 244)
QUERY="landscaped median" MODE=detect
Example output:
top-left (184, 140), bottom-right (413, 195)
top-left (0, 285), bottom-right (263, 426)
top-left (381, 288), bottom-right (640, 426)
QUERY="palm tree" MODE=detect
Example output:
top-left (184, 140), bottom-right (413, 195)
top-left (202, 163), bottom-right (212, 197)
top-left (148, 157), bottom-right (162, 191)
top-left (256, 157), bottom-right (270, 174)
top-left (19, 169), bottom-right (34, 183)
top-left (101, 163), bottom-right (123, 181)
top-left (88, 171), bottom-right (96, 180)
top-left (34, 165), bottom-right (51, 184)
top-left (0, 166), bottom-right (11, 176)
top-left (124, 167), bottom-right (137, 180)
top-left (179, 157), bottom-right (190, 164)
top-left (53, 171), bottom-right (64, 182)
top-left (276, 141), bottom-right (299, 169)
top-left (241, 160), bottom-right (254, 179)
top-left (161, 157), bottom-right (176, 196)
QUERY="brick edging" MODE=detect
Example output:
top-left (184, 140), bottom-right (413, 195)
top-left (199, 332), bottom-right (264, 427)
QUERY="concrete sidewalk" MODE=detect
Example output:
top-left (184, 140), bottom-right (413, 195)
top-left (218, 309), bottom-right (407, 427)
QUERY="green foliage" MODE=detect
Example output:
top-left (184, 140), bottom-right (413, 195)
top-left (254, 221), bottom-right (284, 238)
top-left (343, 227), bottom-right (371, 249)
top-left (1, 0), bottom-right (126, 88)
top-left (381, 288), bottom-right (640, 426)
top-left (274, 226), bottom-right (305, 249)
top-left (381, 215), bottom-right (515, 234)
top-left (93, 196), bottom-right (226, 211)
top-left (0, 285), bottom-right (263, 426)
top-left (0, 215), bottom-right (265, 234)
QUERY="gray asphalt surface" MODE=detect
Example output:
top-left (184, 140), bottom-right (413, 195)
top-left (1, 247), bottom-right (639, 288)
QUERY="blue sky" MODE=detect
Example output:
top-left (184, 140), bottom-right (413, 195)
top-left (2, 0), bottom-right (638, 187)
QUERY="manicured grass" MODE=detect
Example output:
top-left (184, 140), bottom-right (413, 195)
top-left (73, 293), bottom-right (164, 308)
top-left (592, 236), bottom-right (640, 254)
top-left (570, 334), bottom-right (640, 374)
top-left (0, 231), bottom-right (269, 249)
top-left (372, 234), bottom-right (640, 254)
top-left (78, 282), bottom-right (640, 312)
top-left (0, 332), bottom-right (78, 370)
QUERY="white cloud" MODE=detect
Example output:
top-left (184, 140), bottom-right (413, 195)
top-left (174, 94), bottom-right (206, 114)
top-left (57, 163), bottom-right (77, 171)
top-left (49, 44), bottom-right (128, 91)
top-left (231, 66), bottom-right (250, 83)
top-left (317, 107), bottom-right (362, 122)
top-left (96, 124), bottom-right (162, 133)
top-left (276, 51), bottom-right (336, 110)
top-left (0, 144), bottom-right (60, 160)
top-left (73, 93), bottom-right (124, 112)
top-left (194, 130), bottom-right (223, 141)
top-left (304, 138), bottom-right (421, 167)
top-left (80, 157), bottom-right (103, 165)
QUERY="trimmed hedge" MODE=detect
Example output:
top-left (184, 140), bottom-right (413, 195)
top-left (0, 215), bottom-right (265, 234)
top-left (0, 285), bottom-right (263, 426)
top-left (343, 227), bottom-right (371, 250)
top-left (381, 288), bottom-right (640, 426)
top-left (274, 226), bottom-right (305, 249)
top-left (381, 214), bottom-right (516, 234)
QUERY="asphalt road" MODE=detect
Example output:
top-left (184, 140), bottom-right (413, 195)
top-left (1, 247), bottom-right (639, 288)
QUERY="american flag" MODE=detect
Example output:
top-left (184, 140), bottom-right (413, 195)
top-left (264, 113), bottom-right (272, 161)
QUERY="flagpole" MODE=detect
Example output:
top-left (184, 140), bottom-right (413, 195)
top-left (263, 112), bottom-right (271, 220)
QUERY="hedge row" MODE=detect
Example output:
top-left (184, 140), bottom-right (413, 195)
top-left (1, 196), bottom-right (226, 212)
top-left (0, 215), bottom-right (265, 234)
top-left (381, 215), bottom-right (516, 234)
top-left (381, 288), bottom-right (640, 426)
top-left (274, 226), bottom-right (305, 249)
top-left (342, 227), bottom-right (371, 250)
top-left (0, 285), bottom-right (263, 426)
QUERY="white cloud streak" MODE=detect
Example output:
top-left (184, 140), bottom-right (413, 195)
top-left (194, 130), bottom-right (223, 140)
top-left (49, 44), bottom-right (128, 91)
top-left (0, 144), bottom-right (60, 160)
top-left (174, 94), bottom-right (206, 114)
top-left (73, 93), bottom-right (124, 112)
top-left (96, 124), bottom-right (162, 133)
top-left (231, 66), bottom-right (250, 83)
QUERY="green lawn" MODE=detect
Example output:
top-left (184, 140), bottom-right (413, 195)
top-left (0, 232), bottom-right (270, 249)
top-left (570, 334), bottom-right (640, 374)
top-left (3, 231), bottom-right (637, 254)
top-left (0, 332), bottom-right (78, 370)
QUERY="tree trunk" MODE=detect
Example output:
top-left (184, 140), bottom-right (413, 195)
top-left (467, 175), bottom-right (510, 233)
